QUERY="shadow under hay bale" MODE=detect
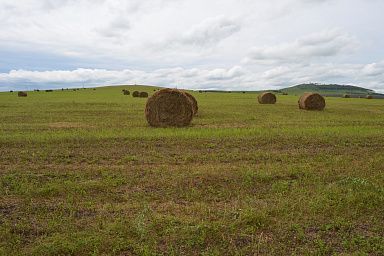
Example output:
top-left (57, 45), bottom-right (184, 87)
top-left (123, 90), bottom-right (130, 95)
top-left (343, 94), bottom-right (351, 98)
top-left (366, 95), bottom-right (373, 99)
top-left (184, 92), bottom-right (198, 115)
top-left (18, 91), bottom-right (27, 97)
top-left (132, 91), bottom-right (140, 97)
top-left (258, 92), bottom-right (277, 104)
top-left (139, 92), bottom-right (149, 98)
top-left (298, 93), bottom-right (326, 111)
top-left (145, 88), bottom-right (194, 127)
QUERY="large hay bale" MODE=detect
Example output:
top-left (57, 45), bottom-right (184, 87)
top-left (184, 92), bottom-right (198, 115)
top-left (132, 91), bottom-right (140, 97)
top-left (139, 92), bottom-right (149, 98)
top-left (123, 90), bottom-right (130, 95)
top-left (145, 89), bottom-right (194, 127)
top-left (298, 93), bottom-right (326, 110)
top-left (366, 95), bottom-right (373, 99)
top-left (343, 94), bottom-right (351, 98)
top-left (18, 91), bottom-right (27, 97)
top-left (258, 92), bottom-right (276, 104)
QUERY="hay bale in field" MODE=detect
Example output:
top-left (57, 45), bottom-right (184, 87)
top-left (258, 92), bottom-right (277, 104)
top-left (366, 95), bottom-right (373, 99)
top-left (45, 89), bottom-right (53, 92)
top-left (132, 91), bottom-right (140, 97)
top-left (123, 90), bottom-right (130, 95)
top-left (343, 94), bottom-right (351, 98)
top-left (145, 88), bottom-right (194, 127)
top-left (18, 91), bottom-right (27, 97)
top-left (282, 92), bottom-right (288, 95)
top-left (298, 93), bottom-right (326, 110)
top-left (184, 92), bottom-right (198, 115)
top-left (139, 92), bottom-right (149, 98)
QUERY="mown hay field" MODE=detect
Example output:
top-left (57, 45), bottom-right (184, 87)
top-left (0, 86), bottom-right (383, 255)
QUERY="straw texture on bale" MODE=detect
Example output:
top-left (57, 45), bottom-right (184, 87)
top-left (18, 91), bottom-right (27, 97)
top-left (298, 93), bottom-right (326, 110)
top-left (366, 95), bottom-right (373, 99)
top-left (139, 92), bottom-right (149, 98)
top-left (184, 92), bottom-right (198, 115)
top-left (258, 92), bottom-right (277, 104)
top-left (145, 89), bottom-right (194, 127)
top-left (132, 91), bottom-right (140, 97)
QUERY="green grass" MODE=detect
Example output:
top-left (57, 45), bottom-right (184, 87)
top-left (1, 86), bottom-right (383, 255)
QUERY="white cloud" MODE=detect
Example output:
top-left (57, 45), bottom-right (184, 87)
top-left (244, 29), bottom-right (359, 64)
top-left (178, 16), bottom-right (241, 47)
top-left (0, 0), bottom-right (384, 92)
top-left (1, 62), bottom-right (384, 93)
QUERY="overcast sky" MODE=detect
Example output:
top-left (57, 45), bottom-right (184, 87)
top-left (0, 0), bottom-right (383, 91)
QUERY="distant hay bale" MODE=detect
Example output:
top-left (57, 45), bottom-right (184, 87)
top-left (258, 92), bottom-right (277, 104)
top-left (18, 91), bottom-right (27, 97)
top-left (282, 92), bottom-right (288, 95)
top-left (145, 88), bottom-right (194, 127)
top-left (45, 89), bottom-right (53, 92)
top-left (132, 91), bottom-right (140, 97)
top-left (184, 92), bottom-right (198, 115)
top-left (366, 95), bottom-right (373, 99)
top-left (343, 94), bottom-right (351, 98)
top-left (298, 93), bottom-right (326, 111)
top-left (139, 92), bottom-right (149, 98)
top-left (123, 90), bottom-right (130, 95)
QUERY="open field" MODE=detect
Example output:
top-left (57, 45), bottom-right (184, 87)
top-left (0, 86), bottom-right (383, 255)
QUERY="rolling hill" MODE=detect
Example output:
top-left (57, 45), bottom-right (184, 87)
top-left (280, 83), bottom-right (381, 96)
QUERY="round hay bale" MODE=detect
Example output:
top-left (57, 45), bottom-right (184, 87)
top-left (343, 94), bottom-right (351, 98)
top-left (145, 89), bottom-right (194, 127)
top-left (139, 92), bottom-right (149, 98)
top-left (298, 93), bottom-right (326, 110)
top-left (18, 91), bottom-right (27, 97)
top-left (184, 92), bottom-right (198, 115)
top-left (366, 95), bottom-right (373, 99)
top-left (132, 91), bottom-right (140, 97)
top-left (123, 90), bottom-right (130, 95)
top-left (258, 92), bottom-right (277, 104)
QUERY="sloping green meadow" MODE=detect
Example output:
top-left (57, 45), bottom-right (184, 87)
top-left (1, 86), bottom-right (383, 255)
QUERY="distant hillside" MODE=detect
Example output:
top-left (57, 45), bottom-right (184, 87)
top-left (280, 83), bottom-right (381, 96)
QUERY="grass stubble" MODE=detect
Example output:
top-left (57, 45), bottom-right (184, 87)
top-left (0, 86), bottom-right (383, 255)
